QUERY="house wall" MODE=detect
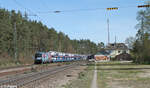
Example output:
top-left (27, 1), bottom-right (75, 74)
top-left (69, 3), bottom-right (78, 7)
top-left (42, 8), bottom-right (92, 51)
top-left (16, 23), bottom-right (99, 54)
top-left (109, 49), bottom-right (130, 58)
top-left (94, 55), bottom-right (110, 61)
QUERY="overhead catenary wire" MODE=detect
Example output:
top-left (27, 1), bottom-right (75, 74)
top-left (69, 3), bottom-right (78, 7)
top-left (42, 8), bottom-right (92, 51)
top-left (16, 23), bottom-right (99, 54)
top-left (38, 5), bottom-right (140, 14)
top-left (13, 0), bottom-right (44, 22)
top-left (39, 0), bottom-right (50, 10)
top-left (12, 0), bottom-right (50, 54)
top-left (13, 0), bottom-right (36, 16)
top-left (12, 0), bottom-right (146, 14)
top-left (38, 7), bottom-right (106, 13)
top-left (36, 0), bottom-right (147, 14)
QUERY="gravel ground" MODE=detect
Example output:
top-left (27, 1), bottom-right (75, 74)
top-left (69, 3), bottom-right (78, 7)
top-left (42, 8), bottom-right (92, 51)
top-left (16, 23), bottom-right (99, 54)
top-left (22, 65), bottom-right (87, 88)
top-left (0, 63), bottom-right (60, 80)
top-left (91, 64), bottom-right (97, 88)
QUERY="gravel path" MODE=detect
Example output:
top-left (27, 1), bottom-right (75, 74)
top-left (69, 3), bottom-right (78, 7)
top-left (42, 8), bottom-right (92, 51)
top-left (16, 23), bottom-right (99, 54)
top-left (91, 63), bottom-right (97, 88)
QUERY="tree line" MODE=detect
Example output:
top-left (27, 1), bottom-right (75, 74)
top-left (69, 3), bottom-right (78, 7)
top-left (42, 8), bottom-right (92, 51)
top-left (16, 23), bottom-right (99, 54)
top-left (0, 8), bottom-right (103, 63)
top-left (126, 2), bottom-right (150, 64)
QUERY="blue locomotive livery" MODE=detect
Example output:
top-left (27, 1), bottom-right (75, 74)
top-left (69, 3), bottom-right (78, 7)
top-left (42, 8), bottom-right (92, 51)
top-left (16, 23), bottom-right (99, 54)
top-left (34, 51), bottom-right (85, 64)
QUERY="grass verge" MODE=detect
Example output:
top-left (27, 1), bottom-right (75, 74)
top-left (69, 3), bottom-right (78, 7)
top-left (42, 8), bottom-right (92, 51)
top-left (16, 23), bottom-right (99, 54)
top-left (97, 61), bottom-right (150, 88)
top-left (62, 62), bottom-right (94, 88)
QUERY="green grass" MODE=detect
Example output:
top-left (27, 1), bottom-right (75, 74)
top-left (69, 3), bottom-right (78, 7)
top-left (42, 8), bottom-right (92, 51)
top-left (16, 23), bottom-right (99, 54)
top-left (97, 61), bottom-right (150, 88)
top-left (97, 70), bottom-right (107, 88)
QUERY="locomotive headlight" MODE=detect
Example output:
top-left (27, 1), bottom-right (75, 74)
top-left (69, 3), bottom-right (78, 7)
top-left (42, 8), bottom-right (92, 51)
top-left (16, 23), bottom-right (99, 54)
top-left (36, 57), bottom-right (41, 60)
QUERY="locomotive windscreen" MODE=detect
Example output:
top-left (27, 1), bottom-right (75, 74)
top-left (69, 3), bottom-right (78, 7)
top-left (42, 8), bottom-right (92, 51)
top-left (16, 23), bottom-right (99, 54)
top-left (35, 53), bottom-right (42, 58)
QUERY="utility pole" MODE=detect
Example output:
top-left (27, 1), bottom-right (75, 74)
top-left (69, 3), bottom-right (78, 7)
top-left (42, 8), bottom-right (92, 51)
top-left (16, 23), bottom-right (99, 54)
top-left (141, 17), bottom-right (144, 40)
top-left (106, 7), bottom-right (118, 45)
top-left (107, 18), bottom-right (110, 44)
top-left (14, 22), bottom-right (18, 63)
top-left (115, 35), bottom-right (117, 44)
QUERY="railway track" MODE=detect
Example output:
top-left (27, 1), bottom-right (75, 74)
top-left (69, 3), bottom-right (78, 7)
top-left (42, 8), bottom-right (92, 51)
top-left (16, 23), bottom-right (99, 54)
top-left (0, 61), bottom-right (83, 88)
top-left (0, 62), bottom-right (66, 78)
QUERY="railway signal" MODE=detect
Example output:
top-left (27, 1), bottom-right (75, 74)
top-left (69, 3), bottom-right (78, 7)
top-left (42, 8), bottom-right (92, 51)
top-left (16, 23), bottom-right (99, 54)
top-left (107, 7), bottom-right (118, 10)
top-left (138, 5), bottom-right (150, 8)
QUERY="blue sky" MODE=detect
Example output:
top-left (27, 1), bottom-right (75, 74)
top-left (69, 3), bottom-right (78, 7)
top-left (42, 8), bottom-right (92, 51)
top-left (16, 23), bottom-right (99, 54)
top-left (0, 0), bottom-right (147, 44)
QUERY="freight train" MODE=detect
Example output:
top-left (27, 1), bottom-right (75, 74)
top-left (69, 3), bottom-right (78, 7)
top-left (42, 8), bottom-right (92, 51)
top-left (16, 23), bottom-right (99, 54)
top-left (34, 51), bottom-right (85, 64)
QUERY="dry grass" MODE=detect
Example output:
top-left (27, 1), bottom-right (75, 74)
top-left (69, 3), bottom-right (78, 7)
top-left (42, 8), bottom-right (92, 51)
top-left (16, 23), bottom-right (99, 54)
top-left (62, 63), bottom-right (94, 88)
top-left (97, 61), bottom-right (150, 88)
top-left (0, 53), bottom-right (34, 68)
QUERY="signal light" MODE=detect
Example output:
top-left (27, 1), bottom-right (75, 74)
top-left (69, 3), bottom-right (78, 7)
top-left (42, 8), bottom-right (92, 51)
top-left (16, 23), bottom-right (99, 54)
top-left (107, 7), bottom-right (118, 10)
top-left (138, 5), bottom-right (150, 8)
